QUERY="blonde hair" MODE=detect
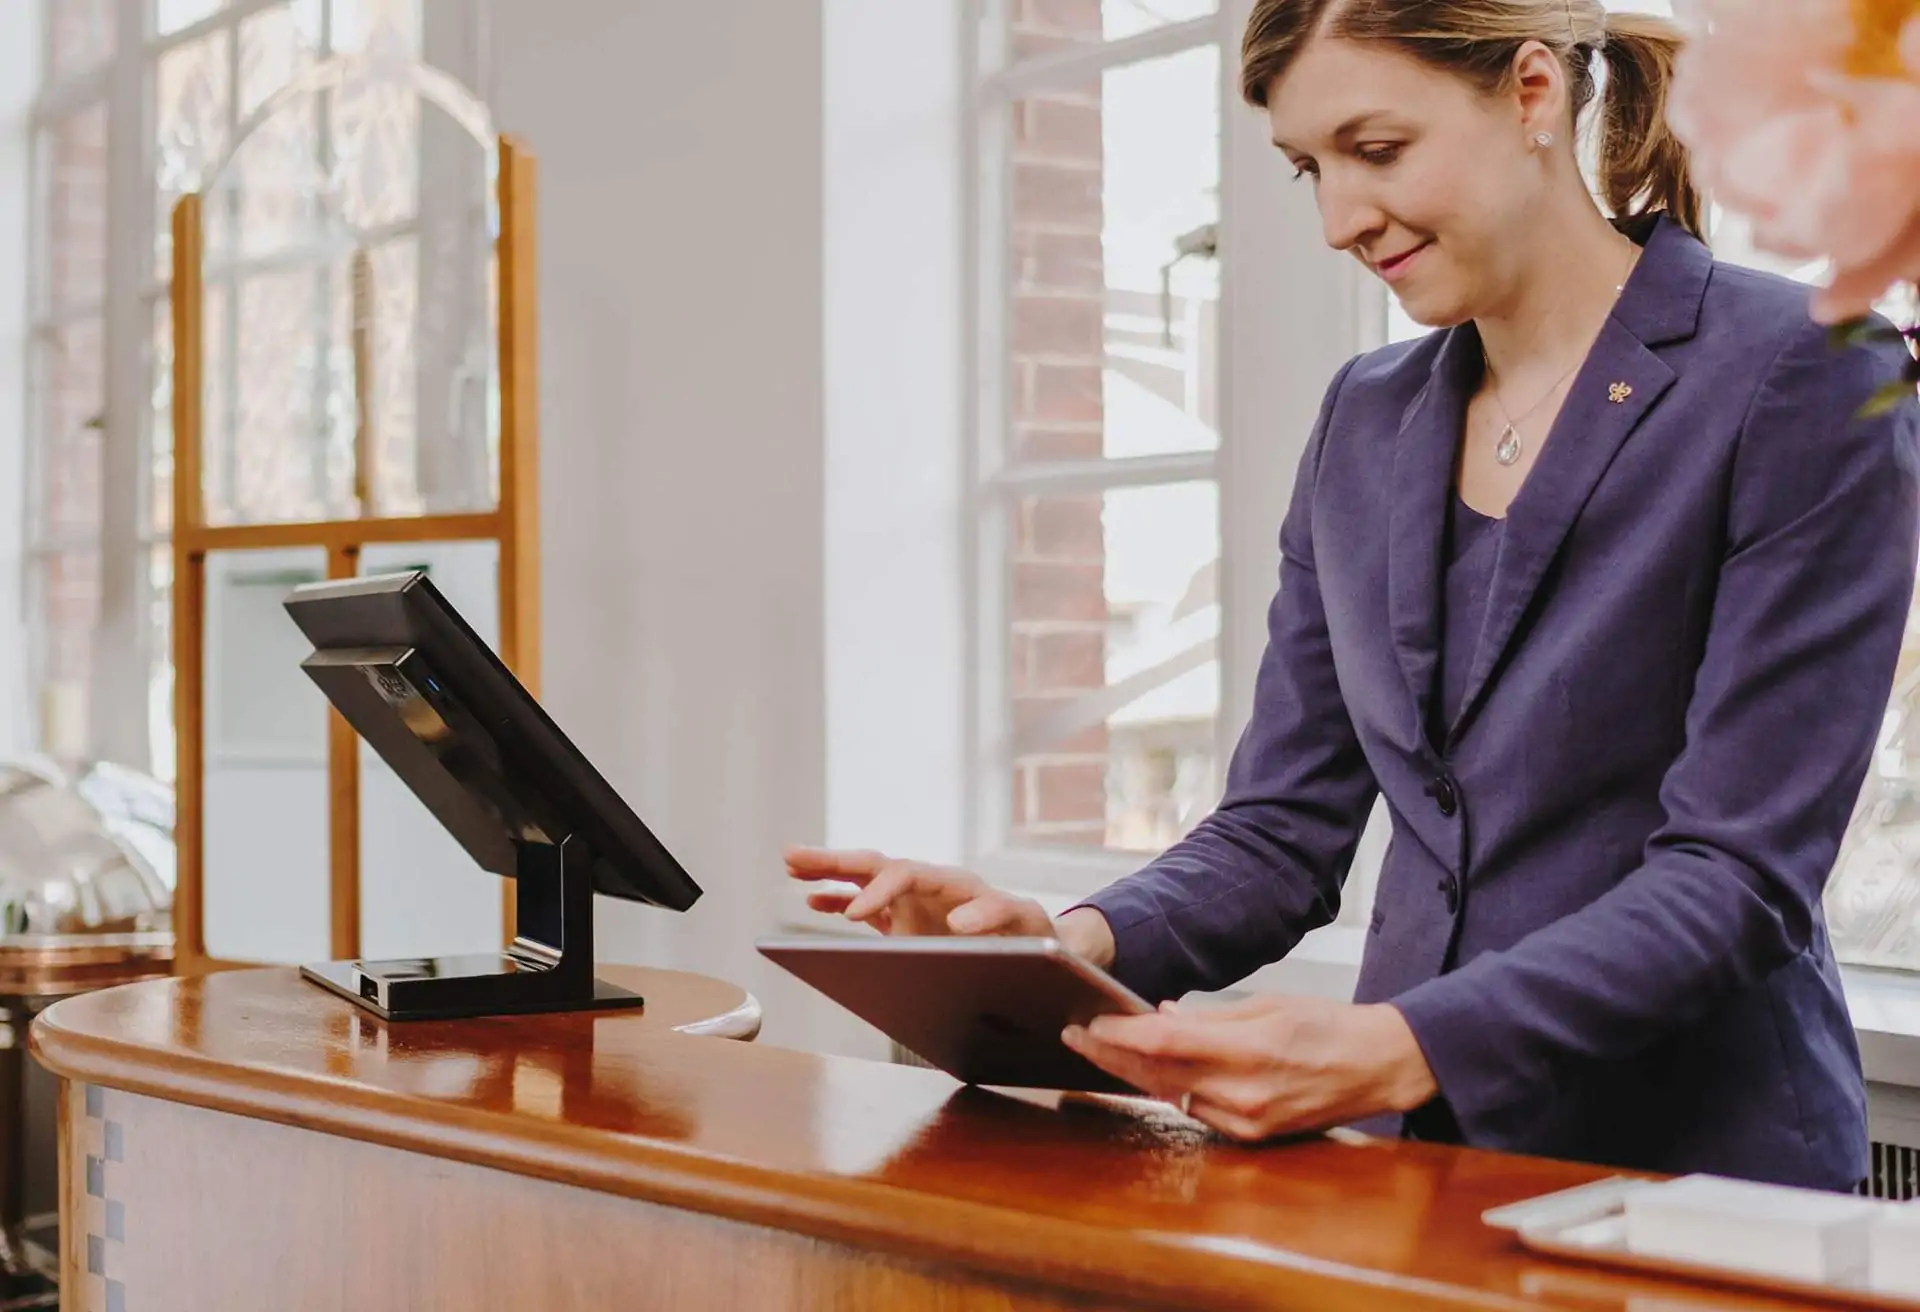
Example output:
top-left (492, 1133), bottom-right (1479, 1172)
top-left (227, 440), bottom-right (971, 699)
top-left (1240, 0), bottom-right (1704, 239)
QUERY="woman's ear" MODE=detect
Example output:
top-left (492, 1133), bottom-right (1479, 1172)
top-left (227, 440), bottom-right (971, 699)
top-left (1510, 39), bottom-right (1571, 145)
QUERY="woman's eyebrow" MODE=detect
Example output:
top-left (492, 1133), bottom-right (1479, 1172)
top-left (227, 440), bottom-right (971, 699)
top-left (1273, 110), bottom-right (1391, 152)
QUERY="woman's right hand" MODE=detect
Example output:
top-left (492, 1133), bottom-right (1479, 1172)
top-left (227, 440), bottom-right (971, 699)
top-left (784, 847), bottom-right (1055, 938)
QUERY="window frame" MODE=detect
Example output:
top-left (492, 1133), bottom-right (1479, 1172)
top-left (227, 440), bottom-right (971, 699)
top-left (962, 0), bottom-right (1376, 907)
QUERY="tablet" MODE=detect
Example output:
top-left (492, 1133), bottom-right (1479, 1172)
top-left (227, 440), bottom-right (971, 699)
top-left (756, 936), bottom-right (1153, 1094)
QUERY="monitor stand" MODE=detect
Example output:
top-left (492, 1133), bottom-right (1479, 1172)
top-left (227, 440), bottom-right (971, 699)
top-left (300, 837), bottom-right (645, 1021)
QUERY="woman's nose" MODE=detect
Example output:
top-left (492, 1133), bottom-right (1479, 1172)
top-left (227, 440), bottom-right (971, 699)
top-left (1317, 178), bottom-right (1386, 255)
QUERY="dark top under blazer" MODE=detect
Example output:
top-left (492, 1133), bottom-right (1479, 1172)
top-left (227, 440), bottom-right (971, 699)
top-left (1080, 216), bottom-right (1920, 1188)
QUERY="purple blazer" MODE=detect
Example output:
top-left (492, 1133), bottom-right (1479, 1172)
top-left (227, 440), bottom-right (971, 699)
top-left (1081, 217), bottom-right (1920, 1189)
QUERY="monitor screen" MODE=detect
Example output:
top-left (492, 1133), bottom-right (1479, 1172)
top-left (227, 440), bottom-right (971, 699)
top-left (282, 570), bottom-right (702, 912)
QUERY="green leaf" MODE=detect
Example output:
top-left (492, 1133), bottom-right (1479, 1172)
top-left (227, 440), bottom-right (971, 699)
top-left (1831, 316), bottom-right (1898, 350)
top-left (1859, 378), bottom-right (1918, 419)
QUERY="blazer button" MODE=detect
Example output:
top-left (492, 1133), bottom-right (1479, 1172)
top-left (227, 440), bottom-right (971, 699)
top-left (1426, 774), bottom-right (1459, 817)
top-left (1438, 875), bottom-right (1460, 914)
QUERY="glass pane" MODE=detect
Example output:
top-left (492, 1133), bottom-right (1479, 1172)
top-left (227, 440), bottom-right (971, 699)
top-left (46, 0), bottom-right (114, 79)
top-left (1009, 481), bottom-right (1221, 850)
top-left (330, 61), bottom-right (421, 230)
top-left (1004, 0), bottom-right (1217, 60)
top-left (41, 104), bottom-right (109, 313)
top-left (239, 3), bottom-right (322, 117)
top-left (221, 266), bottom-right (338, 522)
top-left (147, 545), bottom-right (174, 783)
top-left (32, 317), bottom-right (105, 545)
top-left (33, 550), bottom-right (101, 760)
top-left (200, 547), bottom-right (331, 963)
top-left (330, 0), bottom-right (423, 59)
top-left (1007, 46), bottom-right (1220, 463)
top-left (359, 235), bottom-right (422, 513)
top-left (155, 29), bottom-right (232, 277)
top-left (1102, 0), bottom-right (1217, 40)
top-left (156, 0), bottom-right (225, 36)
top-left (234, 8), bottom-right (323, 260)
top-left (148, 297), bottom-right (172, 536)
top-left (198, 62), bottom-right (497, 525)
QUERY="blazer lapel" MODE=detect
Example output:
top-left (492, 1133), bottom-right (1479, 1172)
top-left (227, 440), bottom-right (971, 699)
top-left (1389, 325), bottom-right (1481, 747)
top-left (1446, 217), bottom-right (1708, 742)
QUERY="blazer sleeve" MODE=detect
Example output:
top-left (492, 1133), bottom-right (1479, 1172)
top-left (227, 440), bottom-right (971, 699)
top-left (1075, 358), bottom-right (1380, 1003)
top-left (1393, 320), bottom-right (1920, 1135)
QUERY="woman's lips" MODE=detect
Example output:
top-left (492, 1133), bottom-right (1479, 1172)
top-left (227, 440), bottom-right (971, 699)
top-left (1375, 242), bottom-right (1431, 284)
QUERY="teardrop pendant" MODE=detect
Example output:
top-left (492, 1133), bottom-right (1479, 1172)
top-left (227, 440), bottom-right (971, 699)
top-left (1495, 425), bottom-right (1523, 467)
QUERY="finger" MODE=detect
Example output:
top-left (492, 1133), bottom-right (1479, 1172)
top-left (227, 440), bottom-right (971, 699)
top-left (785, 847), bottom-right (890, 883)
top-left (946, 893), bottom-right (1027, 935)
top-left (1186, 1095), bottom-right (1270, 1143)
top-left (1082, 1012), bottom-right (1249, 1065)
top-left (1061, 1026), bottom-right (1195, 1102)
top-left (1195, 995), bottom-right (1286, 1021)
top-left (842, 863), bottom-right (920, 923)
top-left (804, 890), bottom-right (856, 914)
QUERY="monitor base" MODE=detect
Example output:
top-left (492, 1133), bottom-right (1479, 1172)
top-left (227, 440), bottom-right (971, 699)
top-left (301, 836), bottom-right (635, 1021)
top-left (300, 957), bottom-right (645, 1022)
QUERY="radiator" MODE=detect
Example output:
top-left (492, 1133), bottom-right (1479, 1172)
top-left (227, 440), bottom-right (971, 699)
top-left (1867, 1140), bottom-right (1920, 1201)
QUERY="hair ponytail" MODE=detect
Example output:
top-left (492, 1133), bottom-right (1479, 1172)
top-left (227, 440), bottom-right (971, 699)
top-left (1596, 13), bottom-right (1705, 240)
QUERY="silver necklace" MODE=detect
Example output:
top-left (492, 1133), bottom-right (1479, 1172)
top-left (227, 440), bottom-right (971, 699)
top-left (1483, 351), bottom-right (1581, 467)
top-left (1482, 244), bottom-right (1640, 468)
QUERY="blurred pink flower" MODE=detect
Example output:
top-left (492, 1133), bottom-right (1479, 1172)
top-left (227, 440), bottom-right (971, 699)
top-left (1668, 0), bottom-right (1920, 321)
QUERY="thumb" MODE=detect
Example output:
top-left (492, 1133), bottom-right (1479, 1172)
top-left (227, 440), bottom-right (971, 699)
top-left (947, 895), bottom-right (1020, 935)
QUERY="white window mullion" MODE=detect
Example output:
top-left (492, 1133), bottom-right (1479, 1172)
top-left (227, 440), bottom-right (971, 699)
top-left (965, 0), bottom-right (1011, 866)
top-left (986, 450), bottom-right (1219, 498)
top-left (86, 0), bottom-right (156, 769)
top-left (984, 14), bottom-right (1223, 101)
top-left (145, 0), bottom-right (285, 58)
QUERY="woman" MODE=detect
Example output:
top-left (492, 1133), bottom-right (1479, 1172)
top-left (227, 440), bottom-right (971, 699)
top-left (791, 0), bottom-right (1920, 1190)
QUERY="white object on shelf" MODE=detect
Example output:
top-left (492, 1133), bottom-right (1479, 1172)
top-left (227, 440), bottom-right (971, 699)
top-left (1872, 1201), bottom-right (1920, 1296)
top-left (1622, 1174), bottom-right (1885, 1285)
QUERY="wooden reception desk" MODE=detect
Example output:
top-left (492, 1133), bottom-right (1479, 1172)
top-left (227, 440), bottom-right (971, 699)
top-left (29, 967), bottom-right (1838, 1312)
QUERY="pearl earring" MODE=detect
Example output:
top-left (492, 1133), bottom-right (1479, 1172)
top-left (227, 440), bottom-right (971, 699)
top-left (1533, 131), bottom-right (1555, 148)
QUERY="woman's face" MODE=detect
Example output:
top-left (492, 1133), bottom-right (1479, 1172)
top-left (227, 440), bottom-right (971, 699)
top-left (1266, 38), bottom-right (1561, 327)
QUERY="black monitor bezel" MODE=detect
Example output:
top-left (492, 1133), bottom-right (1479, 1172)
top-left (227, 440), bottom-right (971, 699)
top-left (282, 569), bottom-right (702, 913)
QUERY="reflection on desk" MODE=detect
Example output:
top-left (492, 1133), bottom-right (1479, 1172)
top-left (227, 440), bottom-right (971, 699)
top-left (29, 967), bottom-right (1839, 1312)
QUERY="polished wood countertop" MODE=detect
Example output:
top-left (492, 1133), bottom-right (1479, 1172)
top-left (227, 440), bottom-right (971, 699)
top-left (31, 967), bottom-right (1829, 1312)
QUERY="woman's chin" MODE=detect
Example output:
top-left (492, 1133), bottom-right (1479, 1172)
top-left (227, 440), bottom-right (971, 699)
top-left (1392, 291), bottom-right (1470, 331)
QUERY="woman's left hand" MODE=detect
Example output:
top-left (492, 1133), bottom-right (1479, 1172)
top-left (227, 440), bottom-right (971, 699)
top-left (1062, 996), bottom-right (1440, 1142)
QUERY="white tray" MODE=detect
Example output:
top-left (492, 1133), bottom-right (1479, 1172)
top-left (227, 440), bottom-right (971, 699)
top-left (1482, 1177), bottom-right (1920, 1310)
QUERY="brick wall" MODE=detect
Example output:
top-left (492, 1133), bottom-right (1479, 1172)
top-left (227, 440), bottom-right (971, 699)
top-left (47, 0), bottom-right (114, 81)
top-left (1008, 0), bottom-right (1109, 846)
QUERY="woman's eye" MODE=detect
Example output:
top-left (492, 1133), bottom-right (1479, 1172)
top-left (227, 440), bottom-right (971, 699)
top-left (1358, 144), bottom-right (1404, 166)
top-left (1291, 164), bottom-right (1319, 182)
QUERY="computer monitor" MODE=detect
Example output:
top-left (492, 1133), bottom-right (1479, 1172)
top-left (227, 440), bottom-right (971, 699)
top-left (281, 569), bottom-right (703, 1020)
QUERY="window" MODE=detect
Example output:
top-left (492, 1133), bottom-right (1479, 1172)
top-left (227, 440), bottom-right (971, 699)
top-left (26, 0), bottom-right (462, 778)
top-left (971, 1), bottom-right (1228, 873)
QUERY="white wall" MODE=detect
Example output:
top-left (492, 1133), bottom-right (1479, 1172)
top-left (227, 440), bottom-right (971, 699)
top-left (821, 3), bottom-right (967, 876)
top-left (480, 1), bottom-right (968, 1057)
top-left (487, 0), bottom-right (860, 1054)
top-left (0, 4), bottom-right (38, 761)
